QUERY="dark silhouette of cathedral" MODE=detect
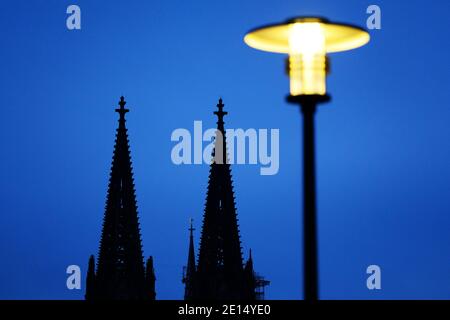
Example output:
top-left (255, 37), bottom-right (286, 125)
top-left (85, 97), bottom-right (155, 300)
top-left (182, 98), bottom-right (269, 300)
top-left (84, 96), bottom-right (268, 300)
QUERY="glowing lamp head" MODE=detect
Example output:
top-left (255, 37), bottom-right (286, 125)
top-left (244, 17), bottom-right (370, 96)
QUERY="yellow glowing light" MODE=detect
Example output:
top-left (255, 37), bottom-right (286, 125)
top-left (244, 17), bottom-right (370, 96)
top-left (288, 22), bottom-right (326, 95)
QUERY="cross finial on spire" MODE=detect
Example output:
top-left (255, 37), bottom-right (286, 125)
top-left (214, 98), bottom-right (227, 129)
top-left (115, 96), bottom-right (129, 120)
top-left (189, 218), bottom-right (195, 234)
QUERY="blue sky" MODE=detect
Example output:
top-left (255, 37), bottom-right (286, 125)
top-left (0, 0), bottom-right (449, 299)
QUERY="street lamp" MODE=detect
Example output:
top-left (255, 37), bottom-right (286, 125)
top-left (244, 17), bottom-right (369, 300)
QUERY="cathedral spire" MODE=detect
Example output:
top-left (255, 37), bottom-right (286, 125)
top-left (145, 256), bottom-right (156, 300)
top-left (85, 255), bottom-right (96, 300)
top-left (183, 218), bottom-right (197, 300)
top-left (187, 219), bottom-right (196, 277)
top-left (183, 98), bottom-right (261, 300)
top-left (244, 249), bottom-right (254, 281)
top-left (86, 97), bottom-right (155, 300)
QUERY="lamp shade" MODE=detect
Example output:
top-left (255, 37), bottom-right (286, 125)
top-left (244, 17), bottom-right (370, 54)
top-left (244, 17), bottom-right (370, 96)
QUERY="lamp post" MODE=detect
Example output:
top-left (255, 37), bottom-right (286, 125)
top-left (244, 17), bottom-right (370, 300)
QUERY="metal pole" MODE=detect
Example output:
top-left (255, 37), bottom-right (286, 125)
top-left (300, 100), bottom-right (318, 301)
top-left (288, 94), bottom-right (329, 301)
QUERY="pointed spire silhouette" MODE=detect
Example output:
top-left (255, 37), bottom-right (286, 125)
top-left (183, 218), bottom-right (197, 300)
top-left (183, 98), bottom-right (261, 300)
top-left (187, 219), bottom-right (196, 278)
top-left (244, 249), bottom-right (254, 276)
top-left (85, 97), bottom-right (155, 300)
top-left (85, 255), bottom-right (96, 300)
top-left (145, 256), bottom-right (156, 300)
